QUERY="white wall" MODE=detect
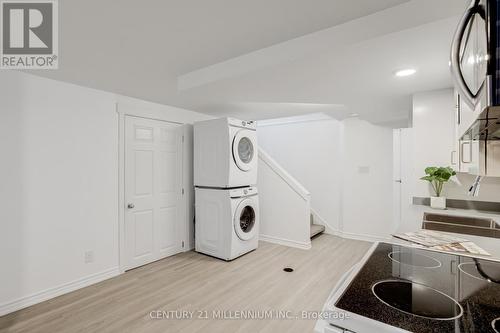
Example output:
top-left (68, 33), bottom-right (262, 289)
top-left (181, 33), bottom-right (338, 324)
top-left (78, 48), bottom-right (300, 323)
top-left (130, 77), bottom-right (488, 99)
top-left (258, 119), bottom-right (343, 231)
top-left (258, 117), bottom-right (395, 241)
top-left (0, 71), bottom-right (209, 315)
top-left (340, 118), bottom-right (395, 240)
top-left (257, 150), bottom-right (311, 249)
top-left (398, 127), bottom-right (416, 232)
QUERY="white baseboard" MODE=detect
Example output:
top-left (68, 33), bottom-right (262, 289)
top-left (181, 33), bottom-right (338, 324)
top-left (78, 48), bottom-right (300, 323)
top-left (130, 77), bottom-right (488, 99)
top-left (322, 228), bottom-right (391, 243)
top-left (310, 208), bottom-right (391, 244)
top-left (337, 231), bottom-right (391, 243)
top-left (0, 267), bottom-right (120, 316)
top-left (259, 234), bottom-right (312, 250)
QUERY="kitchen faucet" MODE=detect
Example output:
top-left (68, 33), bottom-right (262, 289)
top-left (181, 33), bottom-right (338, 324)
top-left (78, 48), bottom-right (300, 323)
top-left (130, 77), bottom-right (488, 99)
top-left (468, 175), bottom-right (482, 197)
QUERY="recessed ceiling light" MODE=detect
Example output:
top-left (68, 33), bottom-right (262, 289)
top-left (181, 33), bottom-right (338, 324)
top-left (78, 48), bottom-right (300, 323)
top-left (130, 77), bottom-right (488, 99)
top-left (394, 68), bottom-right (416, 77)
top-left (350, 113), bottom-right (359, 117)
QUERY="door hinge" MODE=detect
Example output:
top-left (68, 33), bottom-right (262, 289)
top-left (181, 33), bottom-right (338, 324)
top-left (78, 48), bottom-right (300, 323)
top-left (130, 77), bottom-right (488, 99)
top-left (181, 241), bottom-right (184, 248)
top-left (182, 135), bottom-right (184, 143)
top-left (182, 188), bottom-right (185, 195)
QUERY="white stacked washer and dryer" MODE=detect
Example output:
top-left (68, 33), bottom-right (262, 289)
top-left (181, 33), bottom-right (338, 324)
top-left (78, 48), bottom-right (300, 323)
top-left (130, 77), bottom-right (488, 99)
top-left (193, 118), bottom-right (260, 261)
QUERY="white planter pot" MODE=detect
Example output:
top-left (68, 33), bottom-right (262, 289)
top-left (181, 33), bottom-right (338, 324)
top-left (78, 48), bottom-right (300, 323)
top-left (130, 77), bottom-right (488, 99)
top-left (430, 196), bottom-right (446, 210)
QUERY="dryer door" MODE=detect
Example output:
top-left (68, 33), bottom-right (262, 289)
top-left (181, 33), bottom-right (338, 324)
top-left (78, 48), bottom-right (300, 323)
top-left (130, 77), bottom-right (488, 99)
top-left (232, 129), bottom-right (257, 171)
top-left (234, 198), bottom-right (258, 241)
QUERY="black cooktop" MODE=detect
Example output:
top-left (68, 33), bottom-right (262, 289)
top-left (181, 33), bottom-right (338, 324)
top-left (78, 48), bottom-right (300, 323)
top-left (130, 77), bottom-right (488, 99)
top-left (335, 243), bottom-right (500, 333)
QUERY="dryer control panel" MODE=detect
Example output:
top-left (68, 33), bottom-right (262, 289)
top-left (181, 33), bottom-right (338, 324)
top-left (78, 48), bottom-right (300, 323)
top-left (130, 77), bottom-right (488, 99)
top-left (229, 186), bottom-right (258, 198)
top-left (227, 117), bottom-right (257, 130)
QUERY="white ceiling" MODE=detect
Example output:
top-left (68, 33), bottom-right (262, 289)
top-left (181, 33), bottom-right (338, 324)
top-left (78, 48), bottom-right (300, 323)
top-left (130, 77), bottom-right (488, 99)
top-left (29, 0), bottom-right (468, 126)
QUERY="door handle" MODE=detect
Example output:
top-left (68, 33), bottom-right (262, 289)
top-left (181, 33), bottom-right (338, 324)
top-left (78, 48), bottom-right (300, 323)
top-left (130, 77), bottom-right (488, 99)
top-left (127, 203), bottom-right (135, 209)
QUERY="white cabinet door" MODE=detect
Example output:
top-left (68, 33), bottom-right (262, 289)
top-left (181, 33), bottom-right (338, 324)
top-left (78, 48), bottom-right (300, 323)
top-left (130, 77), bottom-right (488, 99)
top-left (456, 91), bottom-right (476, 140)
top-left (459, 137), bottom-right (476, 173)
top-left (125, 116), bottom-right (183, 270)
top-left (413, 90), bottom-right (456, 172)
top-left (455, 90), bottom-right (481, 174)
top-left (451, 92), bottom-right (460, 172)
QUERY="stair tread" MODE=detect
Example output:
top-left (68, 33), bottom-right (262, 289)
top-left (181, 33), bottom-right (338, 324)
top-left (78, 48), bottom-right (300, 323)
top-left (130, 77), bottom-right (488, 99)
top-left (310, 224), bottom-right (325, 238)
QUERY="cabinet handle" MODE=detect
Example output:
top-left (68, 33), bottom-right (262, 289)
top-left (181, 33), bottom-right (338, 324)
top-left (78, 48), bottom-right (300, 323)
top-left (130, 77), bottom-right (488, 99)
top-left (461, 142), bottom-right (472, 163)
top-left (451, 151), bottom-right (457, 165)
top-left (451, 260), bottom-right (457, 275)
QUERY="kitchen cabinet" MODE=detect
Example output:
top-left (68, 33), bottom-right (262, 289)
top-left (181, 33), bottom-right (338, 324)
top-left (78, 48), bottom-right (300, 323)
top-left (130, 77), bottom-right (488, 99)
top-left (454, 90), bottom-right (480, 174)
top-left (413, 90), bottom-right (457, 174)
top-left (412, 89), bottom-right (484, 178)
top-left (454, 91), bottom-right (500, 177)
top-left (458, 131), bottom-right (480, 174)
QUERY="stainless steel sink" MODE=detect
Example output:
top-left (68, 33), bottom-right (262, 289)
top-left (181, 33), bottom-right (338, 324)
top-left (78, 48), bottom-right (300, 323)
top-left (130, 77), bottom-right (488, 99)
top-left (422, 212), bottom-right (500, 239)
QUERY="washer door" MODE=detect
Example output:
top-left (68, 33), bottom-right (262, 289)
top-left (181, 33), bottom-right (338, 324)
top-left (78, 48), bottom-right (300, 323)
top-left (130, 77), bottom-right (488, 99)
top-left (232, 129), bottom-right (256, 172)
top-left (234, 198), bottom-right (258, 241)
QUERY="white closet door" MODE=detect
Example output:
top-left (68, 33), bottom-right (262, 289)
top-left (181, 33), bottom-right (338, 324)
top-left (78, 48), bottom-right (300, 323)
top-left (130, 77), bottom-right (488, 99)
top-left (125, 116), bottom-right (183, 270)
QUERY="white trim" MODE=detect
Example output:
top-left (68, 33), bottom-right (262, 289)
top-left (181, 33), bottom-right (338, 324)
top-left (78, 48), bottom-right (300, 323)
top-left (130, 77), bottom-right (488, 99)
top-left (258, 149), bottom-right (311, 201)
top-left (259, 234), bottom-right (312, 250)
top-left (182, 124), bottom-right (195, 251)
top-left (0, 267), bottom-right (120, 316)
top-left (118, 103), bottom-right (126, 272)
top-left (116, 99), bottom-right (212, 124)
top-left (333, 230), bottom-right (391, 243)
top-left (257, 113), bottom-right (335, 127)
top-left (338, 123), bottom-right (345, 234)
top-left (116, 104), bottom-right (191, 272)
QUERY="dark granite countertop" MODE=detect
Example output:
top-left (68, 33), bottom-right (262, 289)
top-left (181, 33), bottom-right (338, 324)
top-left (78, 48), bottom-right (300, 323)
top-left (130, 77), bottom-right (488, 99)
top-left (335, 243), bottom-right (500, 333)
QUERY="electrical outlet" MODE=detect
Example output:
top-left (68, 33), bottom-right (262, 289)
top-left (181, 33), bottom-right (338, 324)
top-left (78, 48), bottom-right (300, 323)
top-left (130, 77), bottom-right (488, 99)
top-left (84, 250), bottom-right (94, 263)
top-left (358, 166), bottom-right (370, 174)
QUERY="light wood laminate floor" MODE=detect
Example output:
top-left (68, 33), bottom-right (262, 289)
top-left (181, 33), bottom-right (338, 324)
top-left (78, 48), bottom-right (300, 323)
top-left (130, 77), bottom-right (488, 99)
top-left (0, 234), bottom-right (371, 333)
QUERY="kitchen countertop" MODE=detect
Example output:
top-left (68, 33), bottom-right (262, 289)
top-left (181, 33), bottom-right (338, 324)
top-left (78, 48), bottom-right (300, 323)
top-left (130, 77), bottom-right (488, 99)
top-left (399, 204), bottom-right (500, 262)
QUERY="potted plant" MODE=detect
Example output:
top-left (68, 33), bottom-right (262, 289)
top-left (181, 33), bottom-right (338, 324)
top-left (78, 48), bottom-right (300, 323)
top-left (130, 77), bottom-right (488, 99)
top-left (420, 166), bottom-right (456, 209)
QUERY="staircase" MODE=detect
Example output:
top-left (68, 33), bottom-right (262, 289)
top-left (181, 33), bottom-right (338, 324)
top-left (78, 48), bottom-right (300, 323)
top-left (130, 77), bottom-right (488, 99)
top-left (258, 148), bottom-right (326, 249)
top-left (310, 213), bottom-right (325, 239)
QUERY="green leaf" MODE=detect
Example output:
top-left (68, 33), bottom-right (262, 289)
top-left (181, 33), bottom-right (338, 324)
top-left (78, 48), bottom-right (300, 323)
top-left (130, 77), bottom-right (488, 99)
top-left (445, 167), bottom-right (457, 176)
top-left (421, 166), bottom-right (456, 196)
top-left (424, 167), bottom-right (438, 176)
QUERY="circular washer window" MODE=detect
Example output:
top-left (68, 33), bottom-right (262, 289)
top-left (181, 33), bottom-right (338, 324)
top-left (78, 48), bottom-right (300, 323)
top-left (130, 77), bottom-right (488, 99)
top-left (234, 199), bottom-right (258, 241)
top-left (238, 137), bottom-right (254, 164)
top-left (232, 130), bottom-right (255, 171)
top-left (239, 206), bottom-right (255, 233)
